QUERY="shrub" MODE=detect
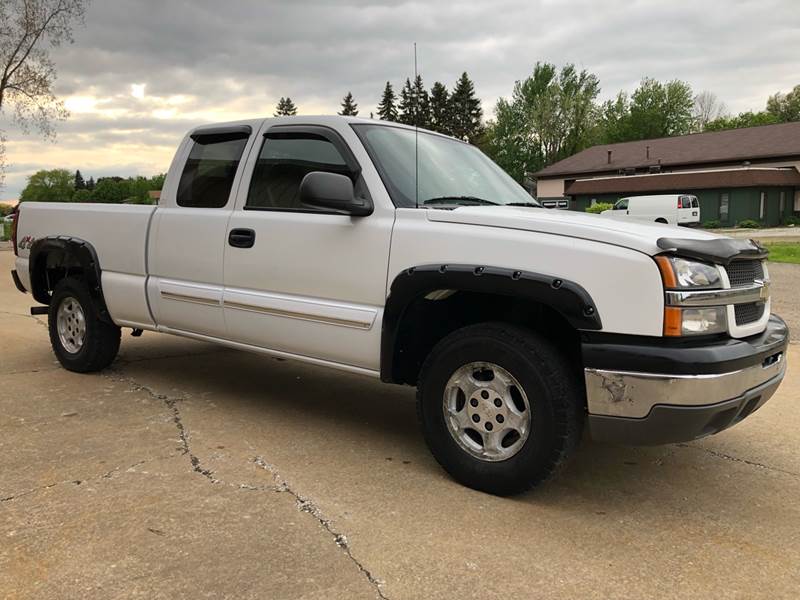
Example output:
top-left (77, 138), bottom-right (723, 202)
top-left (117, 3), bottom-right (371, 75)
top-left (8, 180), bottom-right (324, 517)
top-left (781, 215), bottom-right (800, 227)
top-left (702, 220), bottom-right (722, 229)
top-left (2, 221), bottom-right (10, 242)
top-left (585, 202), bottom-right (614, 214)
top-left (737, 219), bottom-right (762, 229)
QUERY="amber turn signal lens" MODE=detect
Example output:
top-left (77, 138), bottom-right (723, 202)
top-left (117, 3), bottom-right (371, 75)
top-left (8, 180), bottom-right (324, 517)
top-left (663, 306), bottom-right (683, 336)
top-left (654, 255), bottom-right (677, 289)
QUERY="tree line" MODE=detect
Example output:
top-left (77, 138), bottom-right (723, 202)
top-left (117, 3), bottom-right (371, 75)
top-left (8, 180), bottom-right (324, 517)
top-left (274, 72), bottom-right (485, 144)
top-left (19, 169), bottom-right (165, 204)
top-left (274, 65), bottom-right (800, 185)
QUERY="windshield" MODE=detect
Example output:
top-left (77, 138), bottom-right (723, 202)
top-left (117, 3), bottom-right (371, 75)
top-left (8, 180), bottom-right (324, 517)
top-left (352, 124), bottom-right (539, 208)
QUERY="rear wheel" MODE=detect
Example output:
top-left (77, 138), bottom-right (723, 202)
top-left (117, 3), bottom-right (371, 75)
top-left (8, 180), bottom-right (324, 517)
top-left (416, 323), bottom-right (583, 495)
top-left (48, 278), bottom-right (121, 372)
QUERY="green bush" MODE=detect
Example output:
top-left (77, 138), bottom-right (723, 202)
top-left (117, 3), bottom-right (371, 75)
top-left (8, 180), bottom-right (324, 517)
top-left (737, 219), bottom-right (762, 229)
top-left (702, 220), bottom-right (722, 229)
top-left (781, 215), bottom-right (800, 226)
top-left (585, 202), bottom-right (614, 214)
top-left (2, 221), bottom-right (10, 242)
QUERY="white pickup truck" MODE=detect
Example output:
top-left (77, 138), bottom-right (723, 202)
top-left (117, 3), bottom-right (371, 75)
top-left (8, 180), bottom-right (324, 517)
top-left (10, 116), bottom-right (789, 495)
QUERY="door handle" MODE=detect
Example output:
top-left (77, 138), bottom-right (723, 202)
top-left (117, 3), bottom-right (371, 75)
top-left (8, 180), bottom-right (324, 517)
top-left (228, 228), bottom-right (255, 248)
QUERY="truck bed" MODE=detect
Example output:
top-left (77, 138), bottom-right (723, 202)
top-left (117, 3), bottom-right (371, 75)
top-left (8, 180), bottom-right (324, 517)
top-left (15, 202), bottom-right (158, 328)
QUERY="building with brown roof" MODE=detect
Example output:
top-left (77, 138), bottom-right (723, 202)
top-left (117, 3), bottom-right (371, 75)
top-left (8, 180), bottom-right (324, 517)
top-left (533, 121), bottom-right (800, 226)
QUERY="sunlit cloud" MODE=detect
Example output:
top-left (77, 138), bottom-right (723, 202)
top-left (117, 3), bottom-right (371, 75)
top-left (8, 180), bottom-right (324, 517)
top-left (131, 83), bottom-right (146, 99)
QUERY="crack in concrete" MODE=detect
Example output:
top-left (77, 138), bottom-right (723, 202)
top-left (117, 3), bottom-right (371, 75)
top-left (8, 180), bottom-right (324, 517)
top-left (678, 443), bottom-right (800, 479)
top-left (0, 308), bottom-right (48, 330)
top-left (101, 367), bottom-right (389, 599)
top-left (0, 457), bottom-right (161, 504)
top-left (254, 457), bottom-right (389, 600)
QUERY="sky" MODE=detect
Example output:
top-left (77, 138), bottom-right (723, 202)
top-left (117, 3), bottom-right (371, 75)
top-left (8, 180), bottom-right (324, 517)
top-left (1, 0), bottom-right (798, 200)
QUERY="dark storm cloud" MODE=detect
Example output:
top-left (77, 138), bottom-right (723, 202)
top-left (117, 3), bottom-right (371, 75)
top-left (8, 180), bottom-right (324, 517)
top-left (2, 0), bottom-right (798, 199)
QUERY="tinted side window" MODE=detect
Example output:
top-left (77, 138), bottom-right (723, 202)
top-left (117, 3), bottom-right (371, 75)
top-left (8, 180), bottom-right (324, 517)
top-left (177, 134), bottom-right (249, 208)
top-left (614, 199), bottom-right (628, 210)
top-left (246, 134), bottom-right (350, 210)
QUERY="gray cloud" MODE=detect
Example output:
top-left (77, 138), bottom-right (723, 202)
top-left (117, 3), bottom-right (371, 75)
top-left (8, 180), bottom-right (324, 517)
top-left (2, 0), bottom-right (798, 199)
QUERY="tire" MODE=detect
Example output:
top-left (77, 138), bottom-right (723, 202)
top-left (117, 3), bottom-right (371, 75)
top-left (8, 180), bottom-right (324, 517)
top-left (655, 218), bottom-right (668, 224)
top-left (48, 277), bottom-right (121, 373)
top-left (416, 322), bottom-right (583, 495)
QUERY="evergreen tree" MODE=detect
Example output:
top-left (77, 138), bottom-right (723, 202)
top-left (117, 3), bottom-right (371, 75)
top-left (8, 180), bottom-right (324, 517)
top-left (376, 81), bottom-right (398, 122)
top-left (429, 81), bottom-right (450, 134)
top-left (398, 78), bottom-right (415, 125)
top-left (86, 176), bottom-right (95, 191)
top-left (338, 91), bottom-right (359, 116)
top-left (74, 169), bottom-right (86, 190)
top-left (449, 72), bottom-right (484, 143)
top-left (412, 75), bottom-right (431, 128)
top-left (274, 97), bottom-right (298, 116)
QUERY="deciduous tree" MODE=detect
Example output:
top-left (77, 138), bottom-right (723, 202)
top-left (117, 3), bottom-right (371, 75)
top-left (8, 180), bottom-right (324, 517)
top-left (766, 84), bottom-right (800, 122)
top-left (0, 0), bottom-right (87, 189)
top-left (19, 168), bottom-right (73, 202)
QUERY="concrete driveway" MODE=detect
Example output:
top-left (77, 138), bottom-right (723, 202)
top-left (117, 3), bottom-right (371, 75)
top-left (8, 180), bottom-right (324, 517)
top-left (1, 249), bottom-right (799, 599)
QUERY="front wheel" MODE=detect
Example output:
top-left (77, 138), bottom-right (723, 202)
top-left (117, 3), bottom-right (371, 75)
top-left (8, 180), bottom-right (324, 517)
top-left (416, 323), bottom-right (583, 495)
top-left (48, 277), bottom-right (121, 373)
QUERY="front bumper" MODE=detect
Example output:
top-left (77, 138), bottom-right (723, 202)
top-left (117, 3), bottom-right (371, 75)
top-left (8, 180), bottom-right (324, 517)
top-left (583, 315), bottom-right (789, 445)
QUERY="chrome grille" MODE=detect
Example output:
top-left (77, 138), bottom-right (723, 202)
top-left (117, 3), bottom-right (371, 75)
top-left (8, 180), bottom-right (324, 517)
top-left (735, 302), bottom-right (765, 326)
top-left (726, 260), bottom-right (764, 287)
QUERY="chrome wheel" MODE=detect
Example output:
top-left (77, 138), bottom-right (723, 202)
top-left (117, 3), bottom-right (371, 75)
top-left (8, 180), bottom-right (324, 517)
top-left (56, 296), bottom-right (87, 354)
top-left (443, 362), bottom-right (531, 462)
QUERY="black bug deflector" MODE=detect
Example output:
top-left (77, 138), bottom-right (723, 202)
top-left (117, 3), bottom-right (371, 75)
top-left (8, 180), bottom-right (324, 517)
top-left (656, 237), bottom-right (768, 265)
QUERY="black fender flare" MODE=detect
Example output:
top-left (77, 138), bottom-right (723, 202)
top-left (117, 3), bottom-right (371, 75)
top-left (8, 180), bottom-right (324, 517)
top-left (380, 264), bottom-right (603, 383)
top-left (28, 236), bottom-right (111, 321)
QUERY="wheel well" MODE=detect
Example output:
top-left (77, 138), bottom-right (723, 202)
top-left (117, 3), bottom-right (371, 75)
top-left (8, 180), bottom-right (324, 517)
top-left (29, 238), bottom-right (110, 321)
top-left (387, 290), bottom-right (583, 386)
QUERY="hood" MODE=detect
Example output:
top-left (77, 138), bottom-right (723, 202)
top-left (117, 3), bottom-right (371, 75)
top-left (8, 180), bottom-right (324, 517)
top-left (426, 205), bottom-right (719, 255)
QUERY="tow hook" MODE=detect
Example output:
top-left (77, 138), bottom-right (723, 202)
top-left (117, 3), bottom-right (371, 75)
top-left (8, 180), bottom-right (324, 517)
top-left (131, 328), bottom-right (143, 337)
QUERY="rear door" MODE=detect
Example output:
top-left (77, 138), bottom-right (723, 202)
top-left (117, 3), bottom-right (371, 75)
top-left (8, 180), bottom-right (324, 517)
top-left (147, 125), bottom-right (255, 338)
top-left (677, 195), bottom-right (698, 224)
top-left (222, 123), bottom-right (394, 371)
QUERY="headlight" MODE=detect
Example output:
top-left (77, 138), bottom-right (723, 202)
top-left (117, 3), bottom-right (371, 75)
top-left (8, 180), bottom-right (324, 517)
top-left (655, 256), bottom-right (721, 288)
top-left (656, 256), bottom-right (727, 336)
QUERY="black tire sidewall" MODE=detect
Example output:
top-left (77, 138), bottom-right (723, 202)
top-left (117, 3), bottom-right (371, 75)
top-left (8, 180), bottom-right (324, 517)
top-left (418, 325), bottom-right (571, 495)
top-left (48, 279), bottom-right (109, 371)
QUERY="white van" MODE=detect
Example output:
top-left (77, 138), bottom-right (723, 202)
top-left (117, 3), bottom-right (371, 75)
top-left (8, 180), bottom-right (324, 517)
top-left (601, 194), bottom-right (700, 226)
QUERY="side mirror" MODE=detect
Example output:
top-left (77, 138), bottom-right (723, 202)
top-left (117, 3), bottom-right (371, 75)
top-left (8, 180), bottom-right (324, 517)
top-left (299, 171), bottom-right (373, 216)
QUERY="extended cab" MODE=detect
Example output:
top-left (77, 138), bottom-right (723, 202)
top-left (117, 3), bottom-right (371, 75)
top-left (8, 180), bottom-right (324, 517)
top-left (10, 116), bottom-right (789, 495)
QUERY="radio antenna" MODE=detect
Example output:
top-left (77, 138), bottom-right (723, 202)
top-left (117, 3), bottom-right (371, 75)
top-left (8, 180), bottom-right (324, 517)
top-left (414, 42), bottom-right (419, 209)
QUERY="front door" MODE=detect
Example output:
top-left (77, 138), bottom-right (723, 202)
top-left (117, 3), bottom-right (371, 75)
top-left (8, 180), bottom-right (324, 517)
top-left (222, 124), bottom-right (393, 371)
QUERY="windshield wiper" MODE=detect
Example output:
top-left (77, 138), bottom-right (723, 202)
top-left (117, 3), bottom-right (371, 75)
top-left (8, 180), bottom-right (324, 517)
top-left (422, 196), bottom-right (499, 206)
top-left (505, 202), bottom-right (541, 208)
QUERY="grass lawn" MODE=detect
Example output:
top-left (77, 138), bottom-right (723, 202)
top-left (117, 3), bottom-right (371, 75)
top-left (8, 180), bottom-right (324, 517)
top-left (764, 243), bottom-right (800, 265)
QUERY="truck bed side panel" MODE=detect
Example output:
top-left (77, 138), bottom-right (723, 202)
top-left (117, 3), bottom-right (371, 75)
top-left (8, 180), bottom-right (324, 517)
top-left (15, 202), bottom-right (157, 327)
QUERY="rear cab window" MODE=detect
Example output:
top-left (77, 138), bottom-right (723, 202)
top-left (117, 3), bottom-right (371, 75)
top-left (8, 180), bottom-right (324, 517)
top-left (177, 127), bottom-right (251, 208)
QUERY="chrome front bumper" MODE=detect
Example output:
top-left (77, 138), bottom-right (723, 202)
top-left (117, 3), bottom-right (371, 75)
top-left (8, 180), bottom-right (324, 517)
top-left (582, 315), bottom-right (789, 445)
top-left (585, 351), bottom-right (786, 419)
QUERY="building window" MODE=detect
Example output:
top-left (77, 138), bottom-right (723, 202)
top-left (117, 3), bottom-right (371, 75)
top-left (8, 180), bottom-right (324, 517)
top-left (719, 193), bottom-right (729, 222)
top-left (780, 191), bottom-right (786, 215)
top-left (759, 192), bottom-right (766, 220)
